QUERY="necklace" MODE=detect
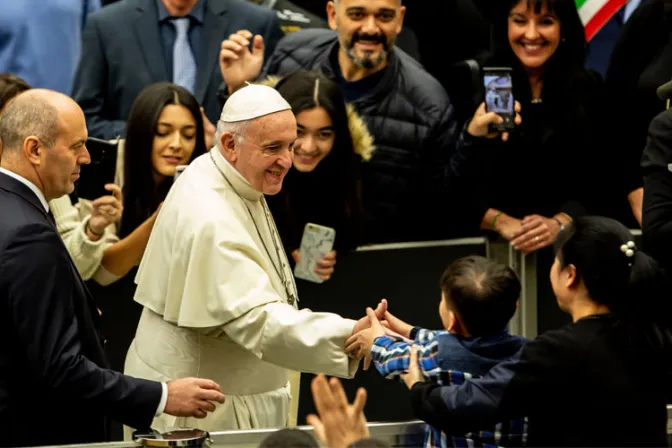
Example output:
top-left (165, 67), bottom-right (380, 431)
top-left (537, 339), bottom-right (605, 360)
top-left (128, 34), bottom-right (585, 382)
top-left (209, 152), bottom-right (298, 305)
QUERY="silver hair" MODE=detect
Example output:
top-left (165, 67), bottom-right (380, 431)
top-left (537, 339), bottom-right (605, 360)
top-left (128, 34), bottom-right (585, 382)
top-left (214, 119), bottom-right (252, 148)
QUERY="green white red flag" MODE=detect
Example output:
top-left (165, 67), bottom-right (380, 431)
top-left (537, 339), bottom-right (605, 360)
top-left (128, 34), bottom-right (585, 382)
top-left (576, 0), bottom-right (628, 41)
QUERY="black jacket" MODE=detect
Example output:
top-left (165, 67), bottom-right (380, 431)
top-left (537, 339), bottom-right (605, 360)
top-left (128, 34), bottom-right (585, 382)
top-left (642, 107), bottom-right (672, 271)
top-left (0, 173), bottom-right (162, 447)
top-left (263, 29), bottom-right (460, 243)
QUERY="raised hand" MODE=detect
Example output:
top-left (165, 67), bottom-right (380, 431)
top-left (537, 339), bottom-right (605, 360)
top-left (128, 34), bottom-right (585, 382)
top-left (219, 30), bottom-right (265, 94)
top-left (88, 184), bottom-right (123, 240)
top-left (164, 378), bottom-right (226, 419)
top-left (200, 107), bottom-right (215, 149)
top-left (306, 375), bottom-right (370, 448)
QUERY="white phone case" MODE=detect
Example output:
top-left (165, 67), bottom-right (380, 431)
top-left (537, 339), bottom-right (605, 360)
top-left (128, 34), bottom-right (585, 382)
top-left (294, 223), bottom-right (336, 284)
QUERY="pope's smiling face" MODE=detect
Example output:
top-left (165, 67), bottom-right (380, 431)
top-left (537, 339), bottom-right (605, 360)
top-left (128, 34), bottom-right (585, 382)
top-left (223, 110), bottom-right (298, 196)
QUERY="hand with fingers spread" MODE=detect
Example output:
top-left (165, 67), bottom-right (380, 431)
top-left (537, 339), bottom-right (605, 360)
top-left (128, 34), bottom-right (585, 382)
top-left (345, 308), bottom-right (387, 370)
top-left (306, 375), bottom-right (370, 448)
top-left (400, 346), bottom-right (426, 390)
top-left (164, 377), bottom-right (226, 419)
top-left (87, 184), bottom-right (123, 241)
top-left (467, 101), bottom-right (522, 142)
top-left (219, 30), bottom-right (265, 94)
top-left (510, 214), bottom-right (562, 254)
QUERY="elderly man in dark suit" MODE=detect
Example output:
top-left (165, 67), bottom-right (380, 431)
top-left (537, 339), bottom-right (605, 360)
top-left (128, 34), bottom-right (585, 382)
top-left (72, 0), bottom-right (283, 143)
top-left (0, 89), bottom-right (226, 448)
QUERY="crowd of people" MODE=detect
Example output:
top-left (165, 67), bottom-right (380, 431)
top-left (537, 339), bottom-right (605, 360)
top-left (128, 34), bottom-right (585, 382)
top-left (2, 0), bottom-right (672, 447)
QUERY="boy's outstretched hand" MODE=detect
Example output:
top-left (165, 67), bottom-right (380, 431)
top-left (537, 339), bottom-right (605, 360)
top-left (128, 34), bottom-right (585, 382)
top-left (383, 310), bottom-right (414, 339)
top-left (345, 307), bottom-right (386, 370)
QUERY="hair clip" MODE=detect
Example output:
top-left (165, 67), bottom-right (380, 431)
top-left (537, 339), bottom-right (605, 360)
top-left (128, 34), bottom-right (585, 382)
top-left (620, 240), bottom-right (636, 258)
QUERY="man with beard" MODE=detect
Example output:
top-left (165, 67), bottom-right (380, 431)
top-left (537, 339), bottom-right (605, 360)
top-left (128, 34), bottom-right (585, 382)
top-left (219, 0), bottom-right (463, 244)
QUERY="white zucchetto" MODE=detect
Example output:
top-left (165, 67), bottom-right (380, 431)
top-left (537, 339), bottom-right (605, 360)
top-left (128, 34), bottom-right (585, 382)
top-left (219, 83), bottom-right (291, 123)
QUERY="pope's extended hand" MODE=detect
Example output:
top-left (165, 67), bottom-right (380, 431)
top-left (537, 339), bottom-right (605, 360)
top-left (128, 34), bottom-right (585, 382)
top-left (344, 308), bottom-right (386, 370)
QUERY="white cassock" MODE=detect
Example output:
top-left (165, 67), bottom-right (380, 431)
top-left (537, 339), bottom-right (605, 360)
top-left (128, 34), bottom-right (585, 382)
top-left (123, 148), bottom-right (359, 433)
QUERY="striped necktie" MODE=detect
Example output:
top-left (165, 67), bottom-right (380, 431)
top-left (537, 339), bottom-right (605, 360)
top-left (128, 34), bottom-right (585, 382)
top-left (173, 17), bottom-right (196, 94)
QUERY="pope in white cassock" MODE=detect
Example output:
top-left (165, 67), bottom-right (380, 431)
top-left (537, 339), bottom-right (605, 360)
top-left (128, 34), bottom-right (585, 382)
top-left (124, 84), bottom-right (383, 433)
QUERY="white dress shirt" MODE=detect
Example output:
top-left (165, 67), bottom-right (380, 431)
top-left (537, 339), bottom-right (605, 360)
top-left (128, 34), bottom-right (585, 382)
top-left (0, 167), bottom-right (168, 416)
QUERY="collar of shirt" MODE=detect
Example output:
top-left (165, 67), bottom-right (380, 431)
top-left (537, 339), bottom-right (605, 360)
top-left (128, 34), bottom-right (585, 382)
top-left (156, 0), bottom-right (205, 24)
top-left (0, 167), bottom-right (49, 212)
top-left (210, 148), bottom-right (263, 201)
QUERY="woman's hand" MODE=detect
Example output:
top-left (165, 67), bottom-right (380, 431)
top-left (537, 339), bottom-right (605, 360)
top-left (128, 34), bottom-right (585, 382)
top-left (494, 214), bottom-right (523, 242)
top-left (292, 249), bottom-right (338, 281)
top-left (466, 101), bottom-right (522, 142)
top-left (88, 184), bottom-right (124, 240)
top-left (510, 214), bottom-right (562, 254)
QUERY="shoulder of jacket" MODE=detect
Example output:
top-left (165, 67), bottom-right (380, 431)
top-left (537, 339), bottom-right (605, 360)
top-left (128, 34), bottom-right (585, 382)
top-left (276, 28), bottom-right (337, 51)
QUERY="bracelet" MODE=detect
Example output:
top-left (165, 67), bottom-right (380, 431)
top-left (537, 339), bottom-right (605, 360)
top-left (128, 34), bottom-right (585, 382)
top-left (553, 216), bottom-right (566, 231)
top-left (86, 221), bottom-right (104, 238)
top-left (491, 211), bottom-right (503, 231)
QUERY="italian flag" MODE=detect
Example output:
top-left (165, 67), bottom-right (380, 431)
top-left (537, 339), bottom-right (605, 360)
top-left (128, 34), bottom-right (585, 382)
top-left (576, 0), bottom-right (628, 41)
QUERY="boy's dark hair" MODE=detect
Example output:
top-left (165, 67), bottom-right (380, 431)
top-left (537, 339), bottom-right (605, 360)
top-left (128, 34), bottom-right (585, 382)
top-left (440, 256), bottom-right (520, 337)
top-left (258, 428), bottom-right (318, 448)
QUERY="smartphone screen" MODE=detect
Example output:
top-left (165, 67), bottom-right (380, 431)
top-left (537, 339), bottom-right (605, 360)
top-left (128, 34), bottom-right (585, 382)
top-left (483, 67), bottom-right (515, 130)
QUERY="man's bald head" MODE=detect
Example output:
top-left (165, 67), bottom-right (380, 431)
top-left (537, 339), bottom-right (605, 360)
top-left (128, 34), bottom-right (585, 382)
top-left (0, 89), bottom-right (79, 155)
top-left (0, 89), bottom-right (90, 200)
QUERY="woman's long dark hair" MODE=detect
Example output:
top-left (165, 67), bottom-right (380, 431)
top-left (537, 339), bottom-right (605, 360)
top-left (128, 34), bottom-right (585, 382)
top-left (489, 0), bottom-right (593, 119)
top-left (553, 216), bottom-right (668, 324)
top-left (0, 74), bottom-right (30, 110)
top-left (119, 82), bottom-right (207, 237)
top-left (270, 70), bottom-right (364, 252)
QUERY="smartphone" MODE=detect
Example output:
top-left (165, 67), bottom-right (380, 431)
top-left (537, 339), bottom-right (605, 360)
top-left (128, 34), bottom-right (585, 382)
top-left (76, 137), bottom-right (118, 201)
top-left (483, 67), bottom-right (515, 131)
top-left (294, 223), bottom-right (336, 284)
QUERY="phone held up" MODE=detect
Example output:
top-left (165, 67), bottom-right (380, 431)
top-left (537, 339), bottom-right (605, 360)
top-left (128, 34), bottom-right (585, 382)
top-left (483, 67), bottom-right (515, 132)
top-left (75, 137), bottom-right (118, 201)
top-left (294, 223), bottom-right (336, 284)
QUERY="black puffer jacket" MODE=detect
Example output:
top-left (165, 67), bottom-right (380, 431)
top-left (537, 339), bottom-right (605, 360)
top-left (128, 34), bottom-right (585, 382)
top-left (263, 29), bottom-right (460, 244)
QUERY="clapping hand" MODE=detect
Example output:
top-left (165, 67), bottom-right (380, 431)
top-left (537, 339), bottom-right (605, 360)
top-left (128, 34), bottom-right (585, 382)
top-left (219, 30), bottom-right (265, 94)
top-left (510, 214), bottom-right (562, 254)
top-left (306, 375), bottom-right (370, 448)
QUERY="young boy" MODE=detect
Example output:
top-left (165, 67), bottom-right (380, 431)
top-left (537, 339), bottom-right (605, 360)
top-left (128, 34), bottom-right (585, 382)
top-left (346, 255), bottom-right (528, 448)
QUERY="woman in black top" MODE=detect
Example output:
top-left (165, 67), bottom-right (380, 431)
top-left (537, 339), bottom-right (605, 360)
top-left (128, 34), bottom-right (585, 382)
top-left (265, 71), bottom-right (374, 278)
top-left (457, 0), bottom-right (606, 254)
top-left (604, 0), bottom-right (672, 228)
top-left (406, 216), bottom-right (672, 447)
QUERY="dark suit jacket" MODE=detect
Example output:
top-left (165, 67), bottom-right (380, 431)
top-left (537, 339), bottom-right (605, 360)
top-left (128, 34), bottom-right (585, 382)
top-left (0, 173), bottom-right (162, 447)
top-left (643, 108), bottom-right (672, 272)
top-left (72, 0), bottom-right (284, 140)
